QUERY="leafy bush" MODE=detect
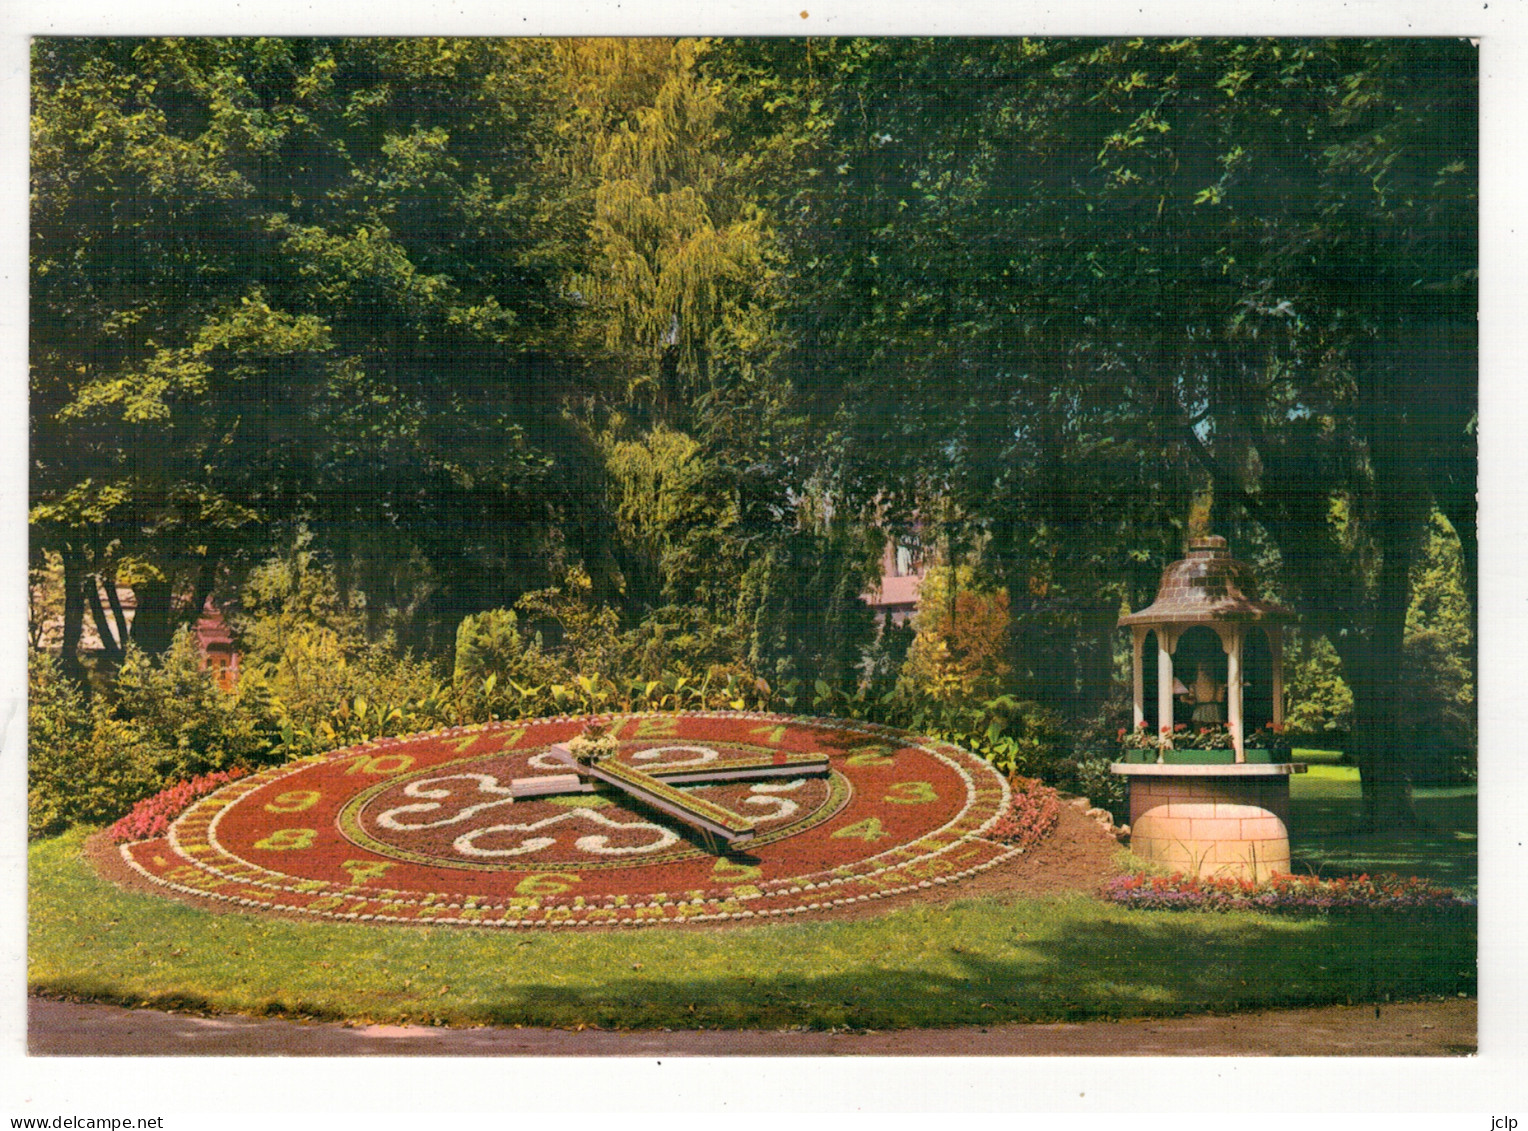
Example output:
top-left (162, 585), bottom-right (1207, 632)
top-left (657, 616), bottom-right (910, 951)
top-left (1102, 871), bottom-right (1471, 915)
top-left (255, 631), bottom-right (451, 756)
top-left (1399, 626), bottom-right (1476, 784)
top-left (110, 630), bottom-right (278, 780)
top-left (1283, 630), bottom-right (1355, 738)
top-left (28, 640), bottom-right (278, 839)
top-left (514, 565), bottom-right (625, 681)
top-left (232, 537), bottom-right (366, 667)
top-left (1068, 755), bottom-right (1129, 820)
top-left (621, 604), bottom-right (755, 686)
top-left (897, 564), bottom-right (1011, 704)
top-left (1401, 510), bottom-right (1475, 783)
top-left (450, 607), bottom-right (564, 722)
top-left (453, 607), bottom-right (527, 688)
top-left (29, 652), bottom-right (117, 838)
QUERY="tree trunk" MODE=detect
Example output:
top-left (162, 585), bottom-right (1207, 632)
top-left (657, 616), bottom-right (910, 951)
top-left (1329, 495), bottom-right (1425, 830)
top-left (84, 573), bottom-right (125, 663)
top-left (60, 548), bottom-right (87, 686)
top-left (1342, 640), bottom-right (1420, 829)
top-left (103, 576), bottom-right (131, 654)
top-left (131, 577), bottom-right (175, 653)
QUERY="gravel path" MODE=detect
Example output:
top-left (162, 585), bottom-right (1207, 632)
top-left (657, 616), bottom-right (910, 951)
top-left (27, 995), bottom-right (1475, 1057)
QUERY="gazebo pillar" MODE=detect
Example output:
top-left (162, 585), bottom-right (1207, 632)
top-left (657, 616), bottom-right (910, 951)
top-left (1223, 627), bottom-right (1245, 763)
top-left (1156, 629), bottom-right (1175, 762)
top-left (1131, 627), bottom-right (1146, 730)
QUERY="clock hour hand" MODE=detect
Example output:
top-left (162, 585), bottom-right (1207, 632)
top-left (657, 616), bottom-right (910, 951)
top-left (545, 743), bottom-right (764, 848)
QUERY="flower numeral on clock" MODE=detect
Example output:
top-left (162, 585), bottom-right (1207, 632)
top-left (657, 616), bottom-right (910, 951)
top-left (846, 744), bottom-right (896, 766)
top-left (253, 828), bottom-right (317, 851)
top-left (832, 817), bottom-right (887, 842)
top-left (345, 753), bottom-right (416, 775)
top-left (515, 872), bottom-right (582, 896)
top-left (884, 781), bottom-right (937, 804)
top-left (264, 789), bottom-right (321, 813)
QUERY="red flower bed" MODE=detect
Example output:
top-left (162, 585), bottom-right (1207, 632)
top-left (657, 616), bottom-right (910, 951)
top-left (984, 776), bottom-right (1061, 851)
top-left (107, 768), bottom-right (250, 844)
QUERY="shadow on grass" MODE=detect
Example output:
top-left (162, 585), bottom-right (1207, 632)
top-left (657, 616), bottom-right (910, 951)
top-left (29, 819), bottom-right (1477, 1033)
top-left (1289, 786), bottom-right (1477, 895)
top-left (440, 907), bottom-right (1477, 1031)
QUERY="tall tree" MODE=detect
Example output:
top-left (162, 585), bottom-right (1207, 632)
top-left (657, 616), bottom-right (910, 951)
top-left (1045, 38), bottom-right (1475, 825)
top-left (31, 38), bottom-right (606, 663)
top-left (726, 37), bottom-right (1475, 823)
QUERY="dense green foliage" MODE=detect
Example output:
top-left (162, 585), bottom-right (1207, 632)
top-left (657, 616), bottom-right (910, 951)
top-left (28, 639), bottom-right (277, 838)
top-left (31, 36), bottom-right (1475, 831)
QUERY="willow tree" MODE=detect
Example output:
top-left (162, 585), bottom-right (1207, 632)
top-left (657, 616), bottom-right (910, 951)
top-left (554, 38), bottom-right (780, 425)
top-left (536, 38), bottom-right (825, 643)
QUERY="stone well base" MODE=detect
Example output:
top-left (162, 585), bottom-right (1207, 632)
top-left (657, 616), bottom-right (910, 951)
top-left (1110, 763), bottom-right (1305, 883)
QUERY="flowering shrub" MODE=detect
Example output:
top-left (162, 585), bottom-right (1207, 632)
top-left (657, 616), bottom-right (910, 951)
top-left (1102, 870), bottom-right (1471, 915)
top-left (986, 775), bottom-right (1062, 850)
top-left (107, 768), bottom-right (249, 844)
top-left (1118, 722), bottom-right (1161, 750)
top-left (1118, 721), bottom-right (1292, 754)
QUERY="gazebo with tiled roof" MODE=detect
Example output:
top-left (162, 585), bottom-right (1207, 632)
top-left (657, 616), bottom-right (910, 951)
top-left (1111, 536), bottom-right (1306, 882)
top-left (1118, 534), bottom-right (1294, 761)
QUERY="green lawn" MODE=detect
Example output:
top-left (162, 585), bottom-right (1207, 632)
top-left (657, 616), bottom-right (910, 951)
top-left (1289, 749), bottom-right (1478, 896)
top-left (29, 826), bottom-right (1474, 1030)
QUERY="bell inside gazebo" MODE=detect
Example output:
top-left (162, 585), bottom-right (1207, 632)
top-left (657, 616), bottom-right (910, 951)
top-left (1112, 536), bottom-right (1306, 881)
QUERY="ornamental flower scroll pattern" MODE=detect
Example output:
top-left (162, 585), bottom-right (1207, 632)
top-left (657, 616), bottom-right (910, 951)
top-left (375, 747), bottom-right (810, 860)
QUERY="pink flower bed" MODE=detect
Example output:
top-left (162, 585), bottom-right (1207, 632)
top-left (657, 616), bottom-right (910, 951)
top-left (986, 776), bottom-right (1061, 850)
top-left (1103, 870), bottom-right (1471, 915)
top-left (107, 768), bottom-right (250, 843)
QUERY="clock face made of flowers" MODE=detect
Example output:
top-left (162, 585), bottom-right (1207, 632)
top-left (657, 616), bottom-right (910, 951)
top-left (119, 712), bottom-right (1020, 929)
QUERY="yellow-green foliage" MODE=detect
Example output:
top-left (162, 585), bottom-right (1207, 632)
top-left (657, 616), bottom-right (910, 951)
top-left (601, 421), bottom-right (745, 606)
top-left (514, 565), bottom-right (625, 681)
top-left (898, 563), bottom-right (1012, 703)
top-left (254, 631), bottom-right (447, 754)
top-left (451, 606), bottom-right (564, 721)
top-left (554, 38), bottom-right (780, 403)
top-left (233, 541), bottom-right (365, 668)
top-left (1284, 508), bottom-right (1474, 778)
top-left (1284, 630), bottom-right (1355, 736)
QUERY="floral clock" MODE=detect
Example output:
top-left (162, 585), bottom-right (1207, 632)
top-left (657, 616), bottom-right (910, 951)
top-left (116, 712), bottom-right (1021, 928)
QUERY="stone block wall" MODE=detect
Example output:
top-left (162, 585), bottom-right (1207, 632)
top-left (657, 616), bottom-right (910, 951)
top-left (1127, 775), bottom-right (1292, 882)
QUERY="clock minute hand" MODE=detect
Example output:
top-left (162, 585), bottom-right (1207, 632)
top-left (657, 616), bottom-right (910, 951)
top-left (505, 751), bottom-right (829, 798)
top-left (637, 750), bottom-right (830, 784)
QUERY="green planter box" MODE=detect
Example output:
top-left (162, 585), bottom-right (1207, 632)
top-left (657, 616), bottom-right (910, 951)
top-left (1119, 747), bottom-right (1281, 765)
